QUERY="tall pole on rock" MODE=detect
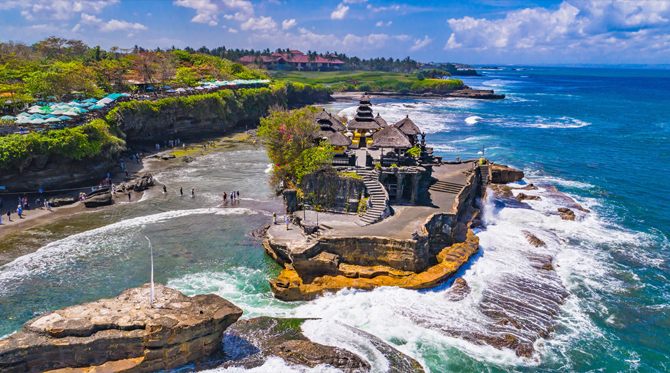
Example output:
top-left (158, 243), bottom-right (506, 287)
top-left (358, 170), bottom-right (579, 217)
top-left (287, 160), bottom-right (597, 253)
top-left (145, 236), bottom-right (154, 308)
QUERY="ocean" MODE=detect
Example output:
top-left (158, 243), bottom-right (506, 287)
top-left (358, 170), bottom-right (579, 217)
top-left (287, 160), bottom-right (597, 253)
top-left (1, 67), bottom-right (669, 372)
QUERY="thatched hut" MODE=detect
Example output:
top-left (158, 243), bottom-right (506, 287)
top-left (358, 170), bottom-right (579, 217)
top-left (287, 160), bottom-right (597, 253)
top-left (321, 130), bottom-right (352, 154)
top-left (374, 113), bottom-right (387, 127)
top-left (314, 109), bottom-right (346, 132)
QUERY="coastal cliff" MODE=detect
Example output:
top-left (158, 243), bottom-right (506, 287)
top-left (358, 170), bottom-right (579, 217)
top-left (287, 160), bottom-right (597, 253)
top-left (0, 83), bottom-right (331, 193)
top-left (113, 83), bottom-right (332, 143)
top-left (0, 283), bottom-right (242, 373)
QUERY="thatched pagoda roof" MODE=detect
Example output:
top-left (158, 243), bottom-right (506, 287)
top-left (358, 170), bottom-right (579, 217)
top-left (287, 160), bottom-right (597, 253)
top-left (348, 116), bottom-right (380, 130)
top-left (371, 125), bottom-right (412, 148)
top-left (394, 115), bottom-right (421, 136)
top-left (374, 113), bottom-right (387, 127)
top-left (359, 93), bottom-right (371, 104)
top-left (314, 109), bottom-right (346, 132)
top-left (322, 130), bottom-right (352, 147)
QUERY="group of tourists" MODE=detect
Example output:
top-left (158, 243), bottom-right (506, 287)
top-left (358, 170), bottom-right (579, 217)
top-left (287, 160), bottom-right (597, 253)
top-left (156, 139), bottom-right (181, 151)
top-left (222, 191), bottom-right (240, 204)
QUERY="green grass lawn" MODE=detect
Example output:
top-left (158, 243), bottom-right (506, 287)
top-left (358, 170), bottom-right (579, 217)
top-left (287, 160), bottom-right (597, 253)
top-left (271, 70), bottom-right (464, 93)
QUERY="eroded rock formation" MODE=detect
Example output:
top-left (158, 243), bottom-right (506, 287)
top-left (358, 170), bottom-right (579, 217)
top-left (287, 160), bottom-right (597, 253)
top-left (269, 230), bottom-right (480, 301)
top-left (490, 164), bottom-right (524, 184)
top-left (221, 317), bottom-right (424, 372)
top-left (0, 283), bottom-right (242, 373)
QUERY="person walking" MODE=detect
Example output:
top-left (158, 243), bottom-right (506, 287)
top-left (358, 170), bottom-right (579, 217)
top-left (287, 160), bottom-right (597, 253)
top-left (285, 215), bottom-right (290, 230)
top-left (190, 188), bottom-right (195, 197)
top-left (46, 201), bottom-right (52, 211)
top-left (6, 210), bottom-right (11, 222)
top-left (17, 206), bottom-right (23, 219)
top-left (128, 192), bottom-right (132, 202)
top-left (273, 212), bottom-right (277, 225)
top-left (223, 192), bottom-right (227, 204)
top-left (180, 187), bottom-right (183, 196)
top-left (163, 185), bottom-right (167, 194)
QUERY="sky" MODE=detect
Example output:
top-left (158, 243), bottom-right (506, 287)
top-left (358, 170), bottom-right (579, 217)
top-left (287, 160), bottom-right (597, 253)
top-left (1, 0), bottom-right (670, 65)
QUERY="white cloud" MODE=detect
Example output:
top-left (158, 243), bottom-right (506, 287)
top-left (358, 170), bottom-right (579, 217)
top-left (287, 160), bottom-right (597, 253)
top-left (387, 21), bottom-right (392, 26)
top-left (10, 0), bottom-right (119, 20)
top-left (240, 16), bottom-right (276, 30)
top-left (367, 4), bottom-right (400, 13)
top-left (282, 18), bottom-right (297, 30)
top-left (443, 0), bottom-right (670, 57)
top-left (331, 3), bottom-right (349, 20)
top-left (410, 35), bottom-right (433, 51)
top-left (100, 19), bottom-right (148, 32)
top-left (208, 20), bottom-right (218, 26)
top-left (173, 0), bottom-right (254, 24)
top-left (248, 28), bottom-right (412, 53)
top-left (229, 28), bottom-right (238, 33)
top-left (78, 13), bottom-right (147, 32)
top-left (343, 0), bottom-right (367, 3)
top-left (375, 21), bottom-right (383, 27)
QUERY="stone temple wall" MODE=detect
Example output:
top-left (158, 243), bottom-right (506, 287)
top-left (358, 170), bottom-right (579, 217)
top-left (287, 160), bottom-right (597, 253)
top-left (300, 172), bottom-right (365, 213)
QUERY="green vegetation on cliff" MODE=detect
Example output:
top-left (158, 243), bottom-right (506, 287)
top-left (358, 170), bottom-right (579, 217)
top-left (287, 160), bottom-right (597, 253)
top-left (272, 70), bottom-right (463, 94)
top-left (0, 82), bottom-right (330, 172)
top-left (0, 119), bottom-right (125, 171)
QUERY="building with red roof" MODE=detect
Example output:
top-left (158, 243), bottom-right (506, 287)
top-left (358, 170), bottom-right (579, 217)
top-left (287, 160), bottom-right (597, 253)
top-left (238, 50), bottom-right (344, 71)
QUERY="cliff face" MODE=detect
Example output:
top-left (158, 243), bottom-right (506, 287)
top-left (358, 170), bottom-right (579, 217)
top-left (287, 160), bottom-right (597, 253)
top-left (0, 283), bottom-right (242, 373)
top-left (115, 85), bottom-right (332, 143)
top-left (0, 156), bottom-right (116, 193)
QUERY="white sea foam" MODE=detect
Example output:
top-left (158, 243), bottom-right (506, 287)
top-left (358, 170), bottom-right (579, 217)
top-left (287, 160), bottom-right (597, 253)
top-left (200, 357), bottom-right (344, 373)
top-left (265, 163), bottom-right (273, 174)
top-left (465, 116), bottom-right (482, 125)
top-left (166, 172), bottom-right (660, 370)
top-left (0, 208), bottom-right (256, 295)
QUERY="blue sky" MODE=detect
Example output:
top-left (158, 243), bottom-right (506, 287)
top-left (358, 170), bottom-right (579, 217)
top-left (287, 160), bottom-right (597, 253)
top-left (2, 0), bottom-right (670, 65)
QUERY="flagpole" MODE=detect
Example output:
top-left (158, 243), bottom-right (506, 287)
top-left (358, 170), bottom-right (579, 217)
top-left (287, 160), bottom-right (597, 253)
top-left (145, 236), bottom-right (154, 308)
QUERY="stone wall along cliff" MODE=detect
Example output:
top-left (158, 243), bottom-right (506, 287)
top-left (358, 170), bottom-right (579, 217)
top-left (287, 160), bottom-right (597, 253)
top-left (0, 283), bottom-right (242, 373)
top-left (299, 171), bottom-right (365, 213)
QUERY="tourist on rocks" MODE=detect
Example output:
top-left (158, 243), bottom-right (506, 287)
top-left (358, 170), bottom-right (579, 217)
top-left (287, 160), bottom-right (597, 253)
top-left (223, 192), bottom-right (227, 204)
top-left (17, 206), bottom-right (23, 219)
top-left (163, 185), bottom-right (167, 194)
top-left (6, 210), bottom-right (11, 222)
top-left (125, 170), bottom-right (129, 178)
top-left (180, 187), bottom-right (183, 196)
top-left (182, 143), bottom-right (185, 150)
top-left (133, 154), bottom-right (136, 163)
top-left (46, 201), bottom-right (52, 211)
top-left (273, 212), bottom-right (277, 225)
top-left (285, 215), bottom-right (290, 230)
top-left (237, 191), bottom-right (240, 201)
top-left (190, 188), bottom-right (195, 197)
top-left (128, 192), bottom-right (132, 202)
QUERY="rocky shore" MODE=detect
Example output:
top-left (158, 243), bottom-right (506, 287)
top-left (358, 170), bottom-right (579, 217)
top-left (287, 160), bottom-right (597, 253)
top-left (0, 283), bottom-right (243, 373)
top-left (221, 317), bottom-right (424, 372)
top-left (332, 86), bottom-right (505, 101)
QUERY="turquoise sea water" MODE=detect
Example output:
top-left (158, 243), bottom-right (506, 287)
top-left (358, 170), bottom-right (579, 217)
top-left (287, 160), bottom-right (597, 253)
top-left (1, 67), bottom-right (669, 372)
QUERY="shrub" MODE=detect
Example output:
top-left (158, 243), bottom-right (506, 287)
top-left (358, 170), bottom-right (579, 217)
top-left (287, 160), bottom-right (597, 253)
top-left (406, 146), bottom-right (421, 157)
top-left (416, 73), bottom-right (425, 81)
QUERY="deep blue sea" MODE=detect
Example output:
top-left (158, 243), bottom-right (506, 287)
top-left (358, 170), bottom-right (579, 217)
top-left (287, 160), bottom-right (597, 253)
top-left (1, 67), bottom-right (669, 372)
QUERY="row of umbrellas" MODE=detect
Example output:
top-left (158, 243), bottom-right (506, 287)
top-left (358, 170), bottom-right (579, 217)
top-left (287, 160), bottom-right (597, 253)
top-left (2, 93), bottom-right (130, 125)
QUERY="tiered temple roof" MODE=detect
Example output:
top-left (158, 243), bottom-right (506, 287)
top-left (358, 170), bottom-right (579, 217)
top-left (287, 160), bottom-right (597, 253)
top-left (347, 93), bottom-right (381, 131)
top-left (374, 113), bottom-right (387, 127)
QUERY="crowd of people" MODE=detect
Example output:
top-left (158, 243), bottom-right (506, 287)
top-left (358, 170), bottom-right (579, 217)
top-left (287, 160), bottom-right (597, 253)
top-left (156, 139), bottom-right (182, 151)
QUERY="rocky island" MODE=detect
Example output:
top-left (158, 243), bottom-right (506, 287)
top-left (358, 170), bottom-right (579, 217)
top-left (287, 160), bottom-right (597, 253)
top-left (0, 284), bottom-right (243, 373)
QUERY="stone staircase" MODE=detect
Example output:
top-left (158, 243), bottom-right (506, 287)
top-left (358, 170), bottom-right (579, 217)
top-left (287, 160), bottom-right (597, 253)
top-left (306, 224), bottom-right (331, 241)
top-left (428, 180), bottom-right (465, 194)
top-left (357, 169), bottom-right (389, 226)
top-left (479, 164), bottom-right (490, 184)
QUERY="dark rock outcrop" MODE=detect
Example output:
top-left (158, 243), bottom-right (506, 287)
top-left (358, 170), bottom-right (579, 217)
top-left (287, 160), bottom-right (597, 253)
top-left (47, 195), bottom-right (78, 207)
top-left (221, 317), bottom-right (424, 372)
top-left (516, 193), bottom-right (541, 202)
top-left (558, 207), bottom-right (576, 220)
top-left (83, 192), bottom-right (113, 208)
top-left (300, 171), bottom-right (365, 213)
top-left (523, 230), bottom-right (546, 247)
top-left (444, 277), bottom-right (471, 301)
top-left (490, 164), bottom-right (524, 184)
top-left (0, 283), bottom-right (243, 373)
